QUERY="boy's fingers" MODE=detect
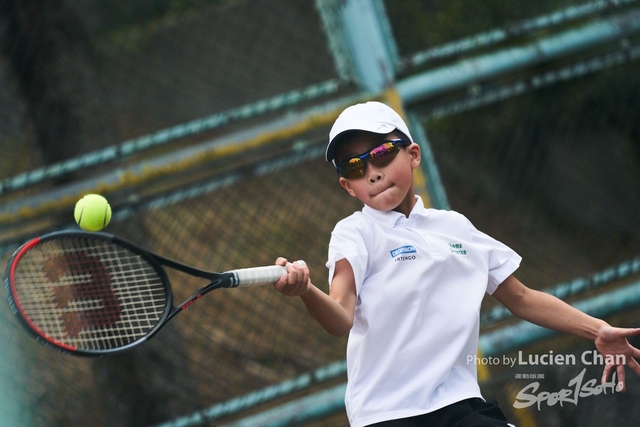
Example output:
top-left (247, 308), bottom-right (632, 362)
top-left (286, 260), bottom-right (309, 278)
top-left (616, 364), bottom-right (626, 392)
top-left (626, 327), bottom-right (640, 336)
top-left (602, 364), bottom-right (614, 384)
top-left (272, 259), bottom-right (309, 296)
top-left (286, 266), bottom-right (298, 283)
top-left (273, 275), bottom-right (288, 290)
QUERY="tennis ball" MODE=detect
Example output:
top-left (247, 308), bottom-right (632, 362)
top-left (74, 194), bottom-right (112, 231)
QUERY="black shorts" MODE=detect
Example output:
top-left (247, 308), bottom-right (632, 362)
top-left (366, 398), bottom-right (514, 427)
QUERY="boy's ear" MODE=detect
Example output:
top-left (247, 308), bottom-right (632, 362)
top-left (339, 177), bottom-right (357, 198)
top-left (408, 143), bottom-right (421, 168)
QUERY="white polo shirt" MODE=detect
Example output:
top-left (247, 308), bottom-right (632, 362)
top-left (326, 196), bottom-right (521, 427)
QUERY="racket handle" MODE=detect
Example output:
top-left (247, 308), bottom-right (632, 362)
top-left (230, 265), bottom-right (288, 287)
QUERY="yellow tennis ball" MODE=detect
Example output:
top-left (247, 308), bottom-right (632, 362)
top-left (74, 194), bottom-right (112, 232)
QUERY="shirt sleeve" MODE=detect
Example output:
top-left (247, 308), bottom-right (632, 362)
top-left (465, 216), bottom-right (522, 294)
top-left (326, 218), bottom-right (368, 295)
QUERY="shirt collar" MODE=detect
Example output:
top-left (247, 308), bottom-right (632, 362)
top-left (362, 195), bottom-right (429, 227)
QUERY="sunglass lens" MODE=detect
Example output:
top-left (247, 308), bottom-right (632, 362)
top-left (368, 142), bottom-right (398, 166)
top-left (340, 158), bottom-right (365, 179)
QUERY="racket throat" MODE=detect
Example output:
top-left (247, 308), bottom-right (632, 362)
top-left (175, 272), bottom-right (236, 313)
top-left (179, 293), bottom-right (203, 311)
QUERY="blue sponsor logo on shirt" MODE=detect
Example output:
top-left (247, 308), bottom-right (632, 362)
top-left (390, 245), bottom-right (417, 258)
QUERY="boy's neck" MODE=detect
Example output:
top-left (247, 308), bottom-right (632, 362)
top-left (392, 193), bottom-right (418, 217)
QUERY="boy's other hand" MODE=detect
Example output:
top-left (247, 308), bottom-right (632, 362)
top-left (596, 325), bottom-right (640, 392)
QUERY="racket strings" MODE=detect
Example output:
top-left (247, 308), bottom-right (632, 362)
top-left (12, 237), bottom-right (169, 351)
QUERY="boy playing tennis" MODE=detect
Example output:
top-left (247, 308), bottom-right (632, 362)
top-left (275, 101), bottom-right (640, 427)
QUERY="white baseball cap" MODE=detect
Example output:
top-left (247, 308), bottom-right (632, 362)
top-left (326, 101), bottom-right (413, 164)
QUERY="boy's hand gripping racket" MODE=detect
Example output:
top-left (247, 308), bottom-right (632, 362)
top-left (4, 230), bottom-right (295, 357)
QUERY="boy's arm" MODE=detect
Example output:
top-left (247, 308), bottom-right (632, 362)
top-left (493, 275), bottom-right (640, 391)
top-left (492, 275), bottom-right (606, 339)
top-left (274, 257), bottom-right (356, 337)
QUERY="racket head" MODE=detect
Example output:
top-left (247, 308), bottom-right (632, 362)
top-left (4, 230), bottom-right (173, 356)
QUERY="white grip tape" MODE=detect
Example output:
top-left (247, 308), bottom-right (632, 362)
top-left (232, 265), bottom-right (287, 287)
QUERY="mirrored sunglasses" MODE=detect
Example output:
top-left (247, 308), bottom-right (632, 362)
top-left (336, 139), bottom-right (411, 179)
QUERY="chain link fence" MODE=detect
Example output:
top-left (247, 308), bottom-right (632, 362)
top-left (1, 1), bottom-right (640, 426)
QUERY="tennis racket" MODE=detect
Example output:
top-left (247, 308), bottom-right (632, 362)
top-left (4, 230), bottom-right (295, 357)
